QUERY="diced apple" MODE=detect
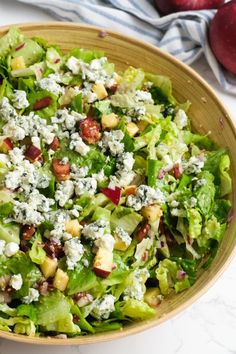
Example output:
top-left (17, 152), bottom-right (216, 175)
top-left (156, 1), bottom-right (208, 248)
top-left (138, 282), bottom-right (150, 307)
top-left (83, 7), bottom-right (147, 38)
top-left (25, 144), bottom-right (42, 162)
top-left (126, 122), bottom-right (139, 137)
top-left (101, 113), bottom-right (119, 130)
top-left (114, 235), bottom-right (129, 251)
top-left (144, 288), bottom-right (162, 308)
top-left (40, 256), bottom-right (58, 278)
top-left (141, 204), bottom-right (163, 223)
top-left (93, 248), bottom-right (113, 278)
top-left (0, 137), bottom-right (13, 153)
top-left (65, 219), bottom-right (81, 237)
top-left (101, 186), bottom-right (122, 205)
top-left (53, 269), bottom-right (69, 292)
top-left (11, 56), bottom-right (26, 70)
top-left (92, 83), bottom-right (108, 100)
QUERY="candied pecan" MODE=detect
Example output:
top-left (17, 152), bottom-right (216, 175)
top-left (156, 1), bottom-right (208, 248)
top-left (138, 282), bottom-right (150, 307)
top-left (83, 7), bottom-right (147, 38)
top-left (43, 240), bottom-right (64, 258)
top-left (21, 225), bottom-right (36, 241)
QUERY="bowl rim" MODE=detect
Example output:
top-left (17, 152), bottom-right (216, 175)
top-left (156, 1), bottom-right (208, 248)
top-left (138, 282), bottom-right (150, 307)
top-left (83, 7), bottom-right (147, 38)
top-left (0, 21), bottom-right (236, 346)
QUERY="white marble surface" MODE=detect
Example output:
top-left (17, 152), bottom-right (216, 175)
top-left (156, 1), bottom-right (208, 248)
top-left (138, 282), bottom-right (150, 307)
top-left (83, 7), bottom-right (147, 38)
top-left (0, 1), bottom-right (236, 353)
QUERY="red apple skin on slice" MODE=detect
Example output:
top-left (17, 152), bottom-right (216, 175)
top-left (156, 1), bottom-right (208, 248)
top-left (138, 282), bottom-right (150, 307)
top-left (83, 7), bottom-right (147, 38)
top-left (25, 145), bottom-right (42, 162)
top-left (155, 0), bottom-right (225, 15)
top-left (0, 137), bottom-right (13, 153)
top-left (93, 248), bottom-right (113, 278)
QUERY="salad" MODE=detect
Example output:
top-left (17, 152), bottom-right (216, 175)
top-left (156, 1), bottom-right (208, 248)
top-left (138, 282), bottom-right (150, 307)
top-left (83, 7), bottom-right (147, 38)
top-left (0, 27), bottom-right (232, 338)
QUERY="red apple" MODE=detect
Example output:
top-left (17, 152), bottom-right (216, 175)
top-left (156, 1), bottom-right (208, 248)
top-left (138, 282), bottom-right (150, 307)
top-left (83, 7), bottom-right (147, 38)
top-left (155, 0), bottom-right (225, 14)
top-left (101, 186), bottom-right (122, 205)
top-left (209, 1), bottom-right (236, 74)
top-left (25, 144), bottom-right (42, 162)
top-left (0, 137), bottom-right (13, 153)
top-left (93, 248), bottom-right (113, 278)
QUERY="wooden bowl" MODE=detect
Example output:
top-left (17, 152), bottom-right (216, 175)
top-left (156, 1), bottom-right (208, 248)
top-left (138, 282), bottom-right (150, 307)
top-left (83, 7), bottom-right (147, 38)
top-left (0, 22), bottom-right (236, 345)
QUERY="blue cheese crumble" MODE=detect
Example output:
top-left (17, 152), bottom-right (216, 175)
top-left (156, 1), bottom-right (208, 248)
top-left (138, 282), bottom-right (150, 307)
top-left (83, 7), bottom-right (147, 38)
top-left (91, 294), bottom-right (115, 320)
top-left (126, 185), bottom-right (165, 211)
top-left (74, 177), bottom-right (97, 196)
top-left (12, 90), bottom-right (29, 110)
top-left (64, 238), bottom-right (84, 270)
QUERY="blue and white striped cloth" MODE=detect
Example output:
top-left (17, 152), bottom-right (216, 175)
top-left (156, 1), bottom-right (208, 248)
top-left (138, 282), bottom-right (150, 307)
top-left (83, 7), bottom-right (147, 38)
top-left (17, 0), bottom-right (236, 94)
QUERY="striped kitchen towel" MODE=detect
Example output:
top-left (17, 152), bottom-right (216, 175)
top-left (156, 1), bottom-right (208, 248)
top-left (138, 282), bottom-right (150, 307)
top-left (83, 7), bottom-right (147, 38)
top-left (17, 0), bottom-right (236, 94)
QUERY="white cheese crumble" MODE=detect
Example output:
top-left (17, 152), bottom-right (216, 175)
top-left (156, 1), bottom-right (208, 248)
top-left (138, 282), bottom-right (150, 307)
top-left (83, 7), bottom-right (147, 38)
top-left (64, 237), bottom-right (84, 270)
top-left (37, 77), bottom-right (65, 96)
top-left (99, 130), bottom-right (124, 156)
top-left (0, 97), bottom-right (18, 121)
top-left (22, 288), bottom-right (39, 304)
top-left (116, 152), bottom-right (135, 172)
top-left (108, 151), bottom-right (136, 189)
top-left (55, 180), bottom-right (74, 207)
top-left (13, 201), bottom-right (45, 225)
top-left (49, 210), bottom-right (72, 241)
top-left (74, 177), bottom-right (97, 196)
top-left (92, 169), bottom-right (106, 183)
top-left (126, 185), bottom-right (165, 211)
top-left (82, 219), bottom-right (108, 240)
top-left (182, 156), bottom-right (205, 175)
top-left (31, 136), bottom-right (41, 149)
top-left (4, 242), bottom-right (19, 257)
top-left (12, 90), bottom-right (29, 110)
top-left (71, 164), bottom-right (88, 180)
top-left (51, 109), bottom-right (83, 132)
top-left (91, 294), bottom-right (115, 320)
top-left (8, 147), bottom-right (25, 165)
top-left (9, 274), bottom-right (23, 290)
top-left (28, 190), bottom-right (55, 213)
top-left (124, 268), bottom-right (149, 301)
top-left (174, 109), bottom-right (188, 130)
top-left (70, 133), bottom-right (90, 156)
top-left (94, 233), bottom-right (115, 252)
top-left (3, 120), bottom-right (26, 141)
top-left (135, 90), bottom-right (154, 104)
top-left (66, 56), bottom-right (111, 85)
top-left (114, 226), bottom-right (132, 247)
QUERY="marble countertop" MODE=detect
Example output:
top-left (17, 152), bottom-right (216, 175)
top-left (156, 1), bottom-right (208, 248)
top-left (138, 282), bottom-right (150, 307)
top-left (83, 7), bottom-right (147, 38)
top-left (0, 1), bottom-right (236, 353)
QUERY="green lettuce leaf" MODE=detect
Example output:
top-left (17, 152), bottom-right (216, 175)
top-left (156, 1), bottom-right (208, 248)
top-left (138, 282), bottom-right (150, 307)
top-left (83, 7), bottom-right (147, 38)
top-left (195, 171), bottom-right (215, 217)
top-left (0, 27), bottom-right (23, 58)
top-left (219, 154), bottom-right (232, 197)
top-left (187, 208), bottom-right (202, 239)
top-left (111, 206), bottom-right (143, 235)
top-left (67, 48), bottom-right (104, 63)
top-left (156, 259), bottom-right (191, 295)
top-left (120, 299), bottom-right (155, 320)
top-left (27, 90), bottom-right (58, 119)
top-left (29, 233), bottom-right (46, 265)
top-left (7, 252), bottom-right (41, 298)
top-left (67, 261), bottom-right (98, 295)
top-left (197, 217), bottom-right (226, 248)
top-left (145, 72), bottom-right (176, 105)
top-left (118, 67), bottom-right (145, 93)
top-left (36, 290), bottom-right (70, 326)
